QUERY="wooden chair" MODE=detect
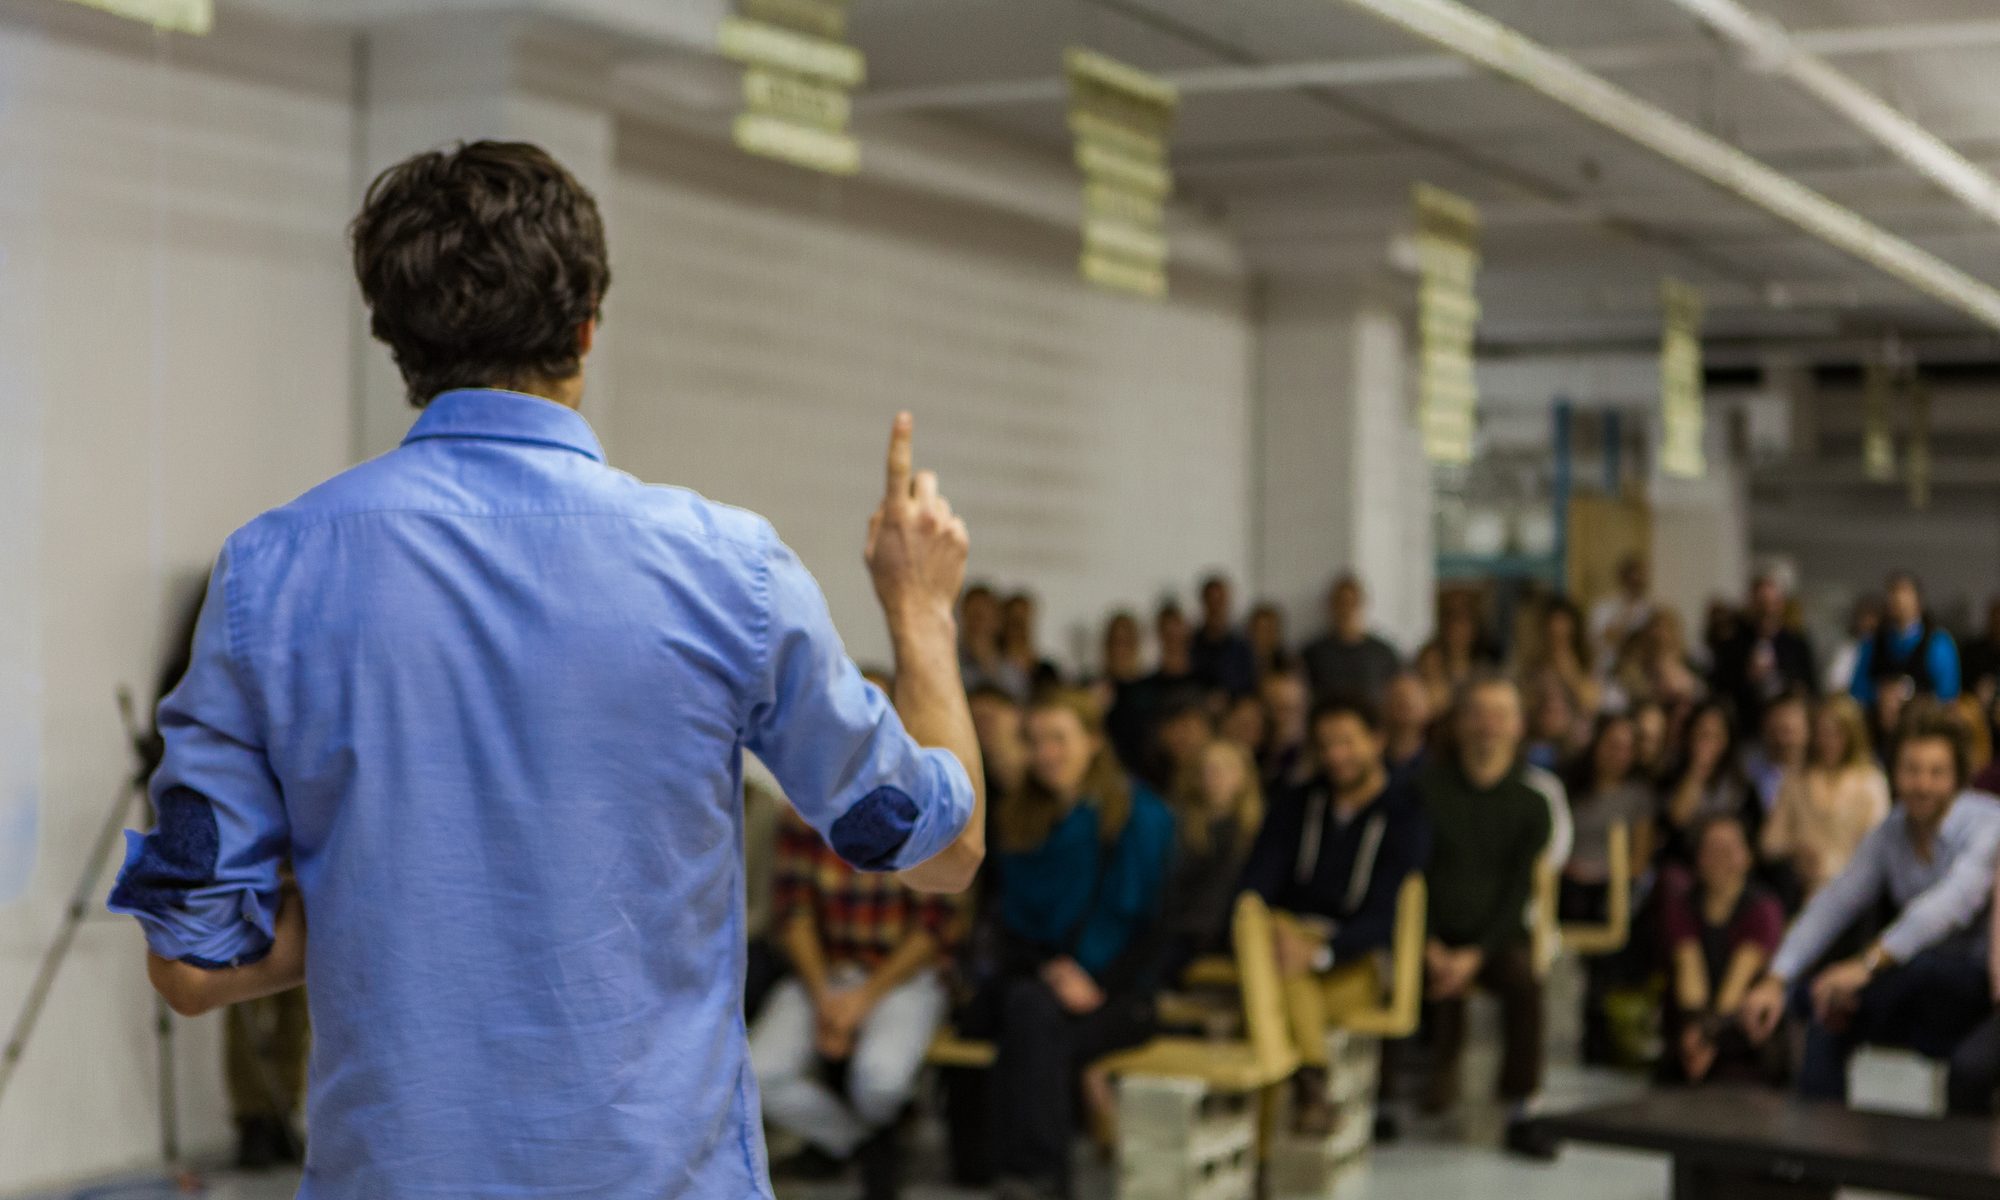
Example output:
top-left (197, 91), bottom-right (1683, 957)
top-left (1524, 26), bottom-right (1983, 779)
top-left (1094, 891), bottom-right (1298, 1090)
top-left (1166, 876), bottom-right (1428, 1041)
top-left (1558, 822), bottom-right (1631, 957)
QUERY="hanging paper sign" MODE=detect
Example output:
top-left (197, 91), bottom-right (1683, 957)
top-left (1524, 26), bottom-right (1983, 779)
top-left (1906, 373), bottom-right (1931, 510)
top-left (1659, 278), bottom-right (1705, 479)
top-left (720, 0), bottom-right (863, 175)
top-left (1068, 47), bottom-right (1177, 298)
top-left (1413, 183), bottom-right (1482, 464)
top-left (60, 0), bottom-right (210, 33)
top-left (1861, 360), bottom-right (1896, 482)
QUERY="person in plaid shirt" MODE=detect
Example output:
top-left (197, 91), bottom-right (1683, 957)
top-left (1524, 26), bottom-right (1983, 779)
top-left (751, 808), bottom-right (965, 1198)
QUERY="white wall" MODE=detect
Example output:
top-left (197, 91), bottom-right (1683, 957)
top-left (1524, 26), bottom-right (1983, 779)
top-left (0, 19), bottom-right (356, 1192)
top-left (607, 125), bottom-right (1257, 672)
top-left (1255, 278), bottom-right (1433, 655)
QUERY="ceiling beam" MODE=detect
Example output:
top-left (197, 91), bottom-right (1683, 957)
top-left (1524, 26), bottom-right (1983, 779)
top-left (856, 16), bottom-right (2000, 113)
top-left (1322, 0), bottom-right (2000, 332)
top-left (1666, 0), bottom-right (2000, 230)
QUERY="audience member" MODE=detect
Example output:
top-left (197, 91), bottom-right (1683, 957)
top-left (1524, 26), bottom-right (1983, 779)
top-left (1259, 668), bottom-right (1315, 796)
top-left (752, 813), bottom-right (962, 1198)
top-left (1161, 739), bottom-right (1264, 982)
top-left (1760, 696), bottom-right (1890, 901)
top-left (1247, 601), bottom-right (1289, 683)
top-left (975, 690), bottom-right (1176, 1200)
top-left (1743, 690), bottom-right (1811, 818)
top-left (1105, 602), bottom-right (1201, 782)
top-left (1851, 571), bottom-right (1960, 704)
top-left (1241, 699), bottom-right (1430, 1136)
top-left (1658, 816), bottom-right (1788, 1087)
top-left (1145, 694), bottom-right (1214, 798)
top-left (1191, 574), bottom-right (1257, 697)
top-left (1219, 691), bottom-right (1269, 756)
top-left (961, 584), bottom-right (1030, 702)
top-left (1100, 611), bottom-right (1144, 686)
top-left (1000, 591), bottom-right (1063, 697)
top-left (1658, 700), bottom-right (1757, 868)
top-left (1560, 714), bottom-right (1656, 920)
top-left (1823, 594), bottom-right (1882, 696)
top-left (1517, 595), bottom-right (1601, 718)
top-left (1713, 571), bottom-right (1819, 735)
top-left (1416, 676), bottom-right (1554, 1157)
top-left (1588, 555), bottom-right (1654, 675)
top-left (1523, 674), bottom-right (1585, 773)
top-left (1301, 574), bottom-right (1402, 707)
top-left (1631, 699), bottom-right (1673, 782)
top-left (1381, 670), bottom-right (1432, 783)
top-left (1614, 608), bottom-right (1705, 713)
top-left (1416, 595), bottom-right (1499, 713)
top-left (1740, 710), bottom-right (2000, 1115)
top-left (1959, 598), bottom-right (2000, 706)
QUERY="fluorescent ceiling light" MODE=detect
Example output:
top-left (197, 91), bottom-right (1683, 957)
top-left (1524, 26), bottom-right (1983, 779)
top-left (1327, 0), bottom-right (2000, 332)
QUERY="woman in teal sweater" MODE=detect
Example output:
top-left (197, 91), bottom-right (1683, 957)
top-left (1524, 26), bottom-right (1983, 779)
top-left (980, 688), bottom-right (1175, 1200)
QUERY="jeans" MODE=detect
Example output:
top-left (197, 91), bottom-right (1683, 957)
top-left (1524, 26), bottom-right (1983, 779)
top-left (1791, 947), bottom-right (1998, 1114)
top-left (749, 965), bottom-right (946, 1157)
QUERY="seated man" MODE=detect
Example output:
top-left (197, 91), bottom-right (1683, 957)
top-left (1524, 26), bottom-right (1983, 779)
top-left (1741, 710), bottom-right (2000, 1114)
top-left (1241, 698), bottom-right (1430, 1135)
top-left (751, 815), bottom-right (964, 1200)
top-left (1416, 675), bottom-right (1553, 1156)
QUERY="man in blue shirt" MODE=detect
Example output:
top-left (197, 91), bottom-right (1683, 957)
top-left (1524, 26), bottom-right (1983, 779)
top-left (108, 141), bottom-right (984, 1198)
top-left (1850, 570), bottom-right (1959, 704)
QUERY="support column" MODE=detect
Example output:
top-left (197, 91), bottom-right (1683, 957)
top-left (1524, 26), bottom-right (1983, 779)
top-left (351, 16), bottom-right (620, 461)
top-left (1254, 274), bottom-right (1434, 655)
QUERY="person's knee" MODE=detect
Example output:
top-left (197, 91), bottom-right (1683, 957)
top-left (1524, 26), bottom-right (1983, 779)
top-left (848, 1055), bottom-right (919, 1127)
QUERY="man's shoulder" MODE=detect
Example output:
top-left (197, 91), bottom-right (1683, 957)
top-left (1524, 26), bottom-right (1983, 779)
top-left (222, 452), bottom-right (778, 561)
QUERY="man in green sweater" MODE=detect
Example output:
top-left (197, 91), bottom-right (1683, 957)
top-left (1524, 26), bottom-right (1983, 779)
top-left (1417, 674), bottom-right (1554, 1157)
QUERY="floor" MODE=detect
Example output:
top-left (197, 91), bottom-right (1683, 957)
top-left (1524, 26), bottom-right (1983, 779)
top-left (11, 1061), bottom-right (1924, 1200)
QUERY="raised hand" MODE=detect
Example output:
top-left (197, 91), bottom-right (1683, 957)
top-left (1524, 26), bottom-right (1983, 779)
top-left (864, 412), bottom-right (970, 627)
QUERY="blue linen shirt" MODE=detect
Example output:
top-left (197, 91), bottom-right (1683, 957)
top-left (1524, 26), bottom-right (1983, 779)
top-left (107, 389), bottom-right (974, 1199)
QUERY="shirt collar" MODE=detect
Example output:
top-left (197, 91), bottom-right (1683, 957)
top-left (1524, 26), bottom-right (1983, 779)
top-left (401, 388), bottom-right (605, 462)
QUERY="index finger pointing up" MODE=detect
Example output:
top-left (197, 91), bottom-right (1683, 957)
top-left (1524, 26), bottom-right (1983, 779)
top-left (884, 411), bottom-right (914, 501)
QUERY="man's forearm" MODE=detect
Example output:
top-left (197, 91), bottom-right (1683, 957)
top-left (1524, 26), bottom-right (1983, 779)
top-left (782, 911), bottom-right (831, 1002)
top-left (147, 948), bottom-right (301, 1017)
top-left (889, 606), bottom-right (986, 892)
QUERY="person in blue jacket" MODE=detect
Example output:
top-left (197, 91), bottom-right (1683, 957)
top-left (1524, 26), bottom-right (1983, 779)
top-left (1851, 571), bottom-right (1960, 705)
top-left (976, 688), bottom-right (1175, 1200)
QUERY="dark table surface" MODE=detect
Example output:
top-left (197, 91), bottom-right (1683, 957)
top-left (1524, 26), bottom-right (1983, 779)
top-left (1545, 1088), bottom-right (2000, 1197)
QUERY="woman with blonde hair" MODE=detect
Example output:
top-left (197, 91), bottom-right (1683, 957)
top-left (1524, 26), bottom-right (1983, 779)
top-left (1162, 739), bottom-right (1264, 980)
top-left (1760, 695), bottom-right (1890, 898)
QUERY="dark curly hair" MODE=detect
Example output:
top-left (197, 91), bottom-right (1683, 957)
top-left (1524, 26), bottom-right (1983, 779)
top-left (351, 141), bottom-right (610, 406)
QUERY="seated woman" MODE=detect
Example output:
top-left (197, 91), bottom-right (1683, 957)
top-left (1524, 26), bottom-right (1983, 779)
top-left (1761, 695), bottom-right (1889, 902)
top-left (1162, 738), bottom-right (1264, 983)
top-left (1560, 713), bottom-right (1656, 1063)
top-left (972, 689), bottom-right (1176, 1200)
top-left (1657, 700), bottom-right (1758, 868)
top-left (1658, 814), bottom-right (1788, 1086)
top-left (1240, 699), bottom-right (1429, 1135)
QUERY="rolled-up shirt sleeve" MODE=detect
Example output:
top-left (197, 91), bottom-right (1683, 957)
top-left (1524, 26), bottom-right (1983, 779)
top-left (743, 530), bottom-right (974, 874)
top-left (106, 548), bottom-right (288, 968)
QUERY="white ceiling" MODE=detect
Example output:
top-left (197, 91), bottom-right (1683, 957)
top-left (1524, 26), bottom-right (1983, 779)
top-left (846, 0), bottom-right (2000, 355)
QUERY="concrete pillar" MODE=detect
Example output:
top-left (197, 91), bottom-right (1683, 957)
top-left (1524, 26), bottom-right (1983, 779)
top-left (351, 16), bottom-right (619, 461)
top-left (1254, 274), bottom-right (1434, 655)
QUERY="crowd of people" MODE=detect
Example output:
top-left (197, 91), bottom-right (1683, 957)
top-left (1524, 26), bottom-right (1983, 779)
top-left (744, 559), bottom-right (2000, 1200)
